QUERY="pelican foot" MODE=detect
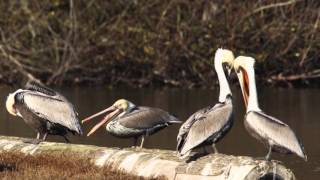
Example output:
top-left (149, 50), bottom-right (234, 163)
top-left (135, 146), bottom-right (143, 150)
top-left (185, 151), bottom-right (209, 163)
top-left (22, 139), bottom-right (43, 144)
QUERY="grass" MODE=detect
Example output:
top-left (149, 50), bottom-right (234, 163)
top-left (0, 152), bottom-right (165, 180)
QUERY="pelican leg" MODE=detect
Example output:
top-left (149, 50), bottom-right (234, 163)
top-left (62, 136), bottom-right (70, 143)
top-left (139, 136), bottom-right (145, 148)
top-left (202, 147), bottom-right (208, 154)
top-left (36, 132), bottom-right (40, 139)
top-left (212, 144), bottom-right (219, 154)
top-left (133, 137), bottom-right (138, 147)
top-left (23, 132), bottom-right (43, 144)
top-left (265, 146), bottom-right (272, 161)
top-left (42, 132), bottom-right (48, 141)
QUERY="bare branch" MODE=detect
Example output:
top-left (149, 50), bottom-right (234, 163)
top-left (268, 69), bottom-right (320, 82)
top-left (0, 45), bottom-right (42, 85)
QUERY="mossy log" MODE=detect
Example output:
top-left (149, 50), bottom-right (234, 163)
top-left (0, 136), bottom-right (295, 180)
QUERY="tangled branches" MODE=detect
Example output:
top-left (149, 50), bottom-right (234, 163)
top-left (0, 0), bottom-right (319, 88)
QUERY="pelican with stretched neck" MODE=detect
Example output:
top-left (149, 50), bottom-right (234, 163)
top-left (82, 99), bottom-right (181, 148)
top-left (176, 48), bottom-right (234, 159)
top-left (234, 56), bottom-right (307, 161)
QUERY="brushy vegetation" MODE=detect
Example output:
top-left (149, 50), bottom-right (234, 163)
top-left (0, 152), bottom-right (164, 180)
top-left (0, 0), bottom-right (319, 88)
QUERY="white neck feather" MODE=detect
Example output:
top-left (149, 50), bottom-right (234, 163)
top-left (215, 60), bottom-right (231, 102)
top-left (246, 67), bottom-right (261, 112)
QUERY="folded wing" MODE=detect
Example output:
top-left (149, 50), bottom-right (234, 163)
top-left (22, 91), bottom-right (82, 135)
top-left (178, 102), bottom-right (233, 156)
top-left (118, 107), bottom-right (180, 129)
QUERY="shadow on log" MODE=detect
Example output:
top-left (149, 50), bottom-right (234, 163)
top-left (0, 136), bottom-right (295, 180)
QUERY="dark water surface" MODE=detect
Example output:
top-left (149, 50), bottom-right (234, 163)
top-left (0, 86), bottom-right (319, 179)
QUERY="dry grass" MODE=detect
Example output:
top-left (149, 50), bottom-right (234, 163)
top-left (0, 152), bottom-right (164, 180)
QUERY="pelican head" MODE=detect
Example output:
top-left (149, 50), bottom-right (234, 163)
top-left (82, 99), bottom-right (136, 136)
top-left (233, 56), bottom-right (256, 107)
top-left (233, 56), bottom-right (255, 72)
top-left (6, 89), bottom-right (24, 117)
top-left (112, 99), bottom-right (136, 112)
top-left (214, 48), bottom-right (235, 74)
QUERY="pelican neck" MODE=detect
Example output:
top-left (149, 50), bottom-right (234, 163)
top-left (246, 67), bottom-right (261, 112)
top-left (214, 61), bottom-right (231, 103)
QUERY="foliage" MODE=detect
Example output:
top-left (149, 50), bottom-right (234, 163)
top-left (0, 0), bottom-right (319, 88)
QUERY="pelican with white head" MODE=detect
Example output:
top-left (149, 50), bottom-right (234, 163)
top-left (177, 48), bottom-right (235, 158)
top-left (233, 55), bottom-right (307, 161)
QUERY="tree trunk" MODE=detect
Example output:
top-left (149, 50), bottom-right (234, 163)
top-left (0, 136), bottom-right (295, 180)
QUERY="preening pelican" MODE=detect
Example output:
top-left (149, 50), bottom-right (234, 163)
top-left (176, 48), bottom-right (234, 158)
top-left (234, 56), bottom-right (307, 161)
top-left (5, 82), bottom-right (83, 143)
top-left (82, 99), bottom-right (181, 148)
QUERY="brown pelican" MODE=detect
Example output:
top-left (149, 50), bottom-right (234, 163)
top-left (233, 56), bottom-right (307, 161)
top-left (177, 48), bottom-right (234, 158)
top-left (82, 99), bottom-right (181, 148)
top-left (5, 82), bottom-right (83, 143)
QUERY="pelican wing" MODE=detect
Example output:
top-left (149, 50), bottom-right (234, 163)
top-left (177, 106), bottom-right (212, 152)
top-left (247, 111), bottom-right (306, 159)
top-left (25, 82), bottom-right (79, 116)
top-left (25, 81), bottom-right (57, 97)
top-left (118, 106), bottom-right (179, 129)
top-left (178, 101), bottom-right (233, 155)
top-left (21, 91), bottom-right (82, 134)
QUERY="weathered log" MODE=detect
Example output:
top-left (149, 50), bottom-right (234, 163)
top-left (0, 136), bottom-right (295, 180)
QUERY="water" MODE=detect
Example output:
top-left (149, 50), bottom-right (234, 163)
top-left (0, 85), bottom-right (319, 179)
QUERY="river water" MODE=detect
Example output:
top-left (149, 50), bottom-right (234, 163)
top-left (0, 85), bottom-right (319, 179)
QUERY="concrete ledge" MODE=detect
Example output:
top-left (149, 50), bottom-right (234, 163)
top-left (0, 136), bottom-right (295, 180)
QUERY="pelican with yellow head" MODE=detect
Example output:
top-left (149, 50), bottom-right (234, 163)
top-left (82, 99), bottom-right (181, 148)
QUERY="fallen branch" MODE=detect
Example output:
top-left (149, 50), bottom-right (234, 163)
top-left (268, 69), bottom-right (320, 81)
top-left (0, 135), bottom-right (296, 180)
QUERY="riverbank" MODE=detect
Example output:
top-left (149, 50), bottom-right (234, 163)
top-left (0, 0), bottom-right (319, 88)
